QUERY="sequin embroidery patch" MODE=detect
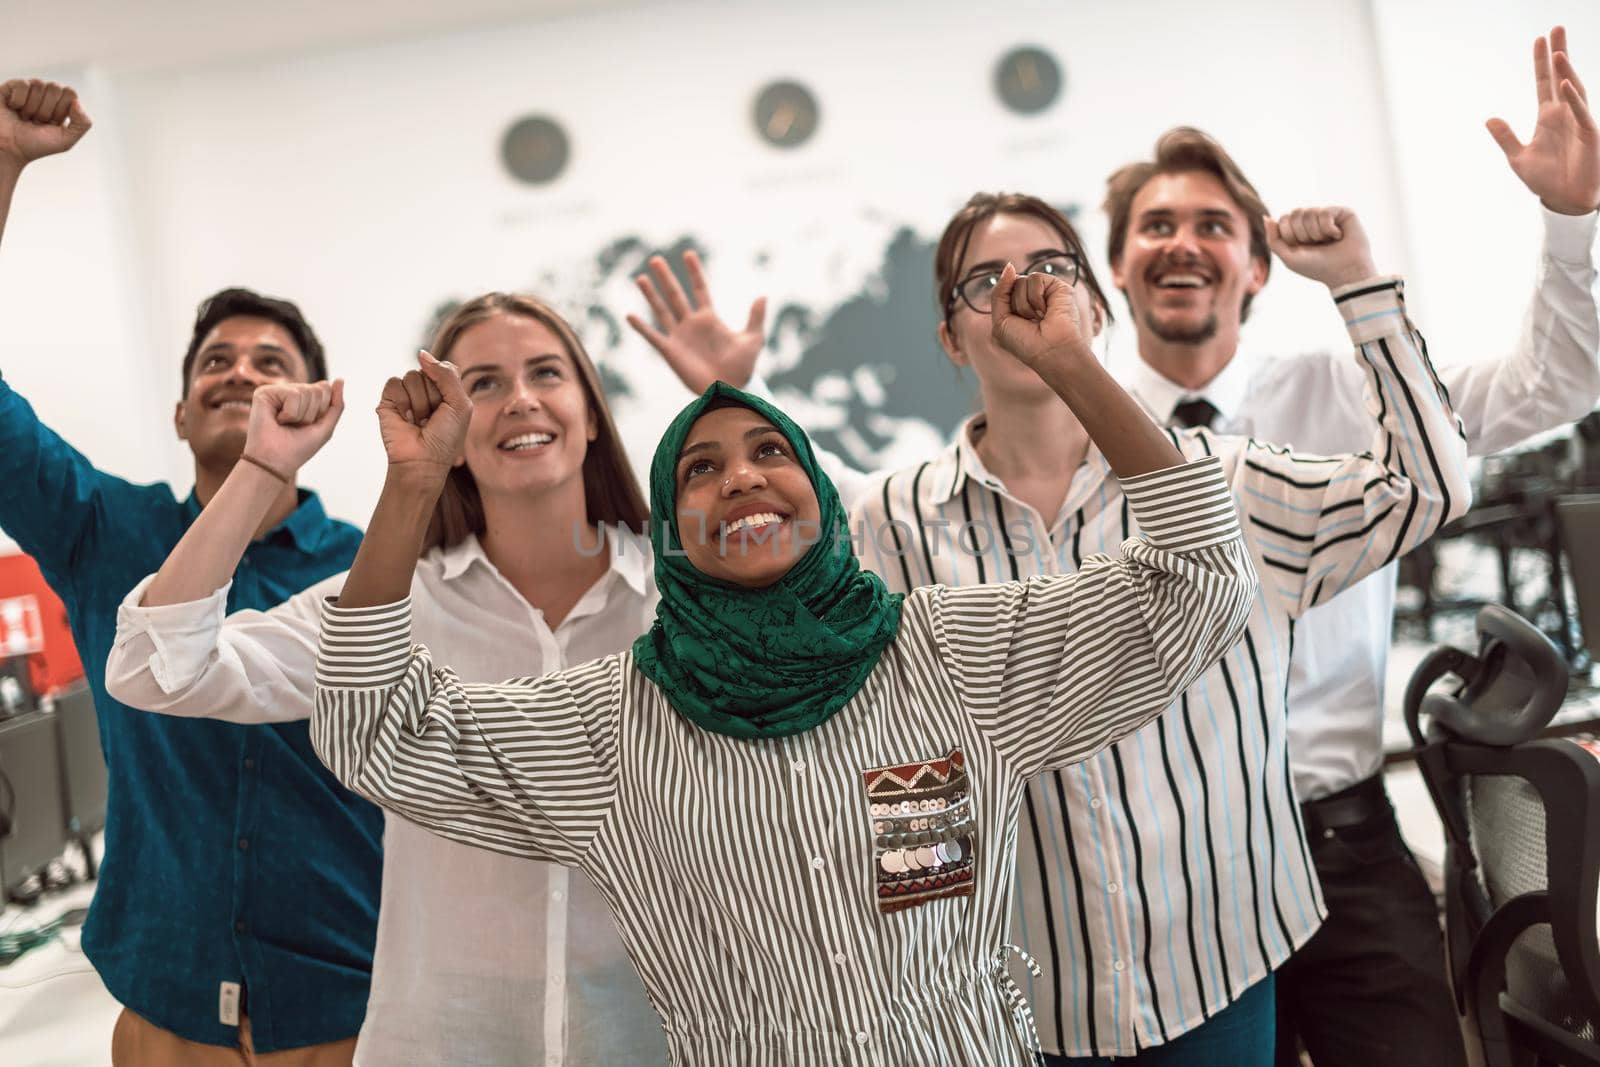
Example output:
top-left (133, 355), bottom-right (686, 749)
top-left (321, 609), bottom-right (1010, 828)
top-left (861, 749), bottom-right (976, 914)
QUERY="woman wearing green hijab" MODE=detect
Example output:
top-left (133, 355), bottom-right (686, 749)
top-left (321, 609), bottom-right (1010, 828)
top-left (312, 268), bottom-right (1257, 1065)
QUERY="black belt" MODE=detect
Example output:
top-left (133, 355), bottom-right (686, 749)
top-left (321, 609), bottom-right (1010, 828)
top-left (1300, 773), bottom-right (1393, 840)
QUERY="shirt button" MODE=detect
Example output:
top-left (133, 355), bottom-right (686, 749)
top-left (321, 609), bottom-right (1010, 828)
top-left (810, 856), bottom-right (826, 871)
top-left (1089, 797), bottom-right (1101, 809)
top-left (1107, 881), bottom-right (1118, 894)
top-left (1113, 959), bottom-right (1125, 973)
top-left (832, 952), bottom-right (848, 966)
top-left (238, 837), bottom-right (250, 851)
top-left (854, 1032), bottom-right (869, 1046)
top-left (551, 889), bottom-right (564, 902)
top-left (234, 920), bottom-right (248, 934)
top-left (792, 759), bottom-right (806, 773)
top-left (242, 758), bottom-right (256, 771)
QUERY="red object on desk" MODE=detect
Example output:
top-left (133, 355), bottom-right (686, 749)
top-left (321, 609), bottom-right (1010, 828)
top-left (0, 551), bottom-right (84, 695)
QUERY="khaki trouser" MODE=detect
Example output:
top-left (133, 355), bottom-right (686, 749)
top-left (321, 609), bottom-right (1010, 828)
top-left (112, 1008), bottom-right (357, 1067)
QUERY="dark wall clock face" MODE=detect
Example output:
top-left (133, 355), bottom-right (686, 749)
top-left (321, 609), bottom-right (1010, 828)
top-left (502, 115), bottom-right (571, 185)
top-left (753, 80), bottom-right (820, 149)
top-left (995, 46), bottom-right (1063, 115)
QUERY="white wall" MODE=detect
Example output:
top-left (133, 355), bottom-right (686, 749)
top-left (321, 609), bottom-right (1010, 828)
top-left (0, 0), bottom-right (1548, 534)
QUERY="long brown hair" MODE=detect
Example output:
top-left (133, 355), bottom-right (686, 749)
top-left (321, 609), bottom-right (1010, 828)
top-left (423, 293), bottom-right (648, 550)
top-left (934, 191), bottom-right (1113, 330)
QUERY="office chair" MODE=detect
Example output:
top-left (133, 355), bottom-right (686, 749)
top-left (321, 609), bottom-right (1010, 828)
top-left (1406, 604), bottom-right (1600, 1067)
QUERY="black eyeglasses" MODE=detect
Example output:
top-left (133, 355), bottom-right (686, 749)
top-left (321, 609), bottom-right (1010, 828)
top-left (948, 253), bottom-right (1080, 316)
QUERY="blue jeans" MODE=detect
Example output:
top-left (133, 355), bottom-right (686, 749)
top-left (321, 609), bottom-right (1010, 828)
top-left (1041, 973), bottom-right (1275, 1067)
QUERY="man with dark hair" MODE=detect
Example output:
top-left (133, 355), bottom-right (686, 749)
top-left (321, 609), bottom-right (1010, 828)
top-left (0, 79), bottom-right (379, 1065)
top-left (181, 287), bottom-right (330, 391)
top-left (1017, 28), bottom-right (1597, 1067)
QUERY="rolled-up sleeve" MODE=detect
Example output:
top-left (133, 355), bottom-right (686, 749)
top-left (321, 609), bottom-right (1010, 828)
top-left (106, 573), bottom-right (334, 724)
top-left (313, 597), bottom-right (623, 866)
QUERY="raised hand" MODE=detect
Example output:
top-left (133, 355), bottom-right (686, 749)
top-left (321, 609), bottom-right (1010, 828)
top-left (375, 351), bottom-right (472, 480)
top-left (245, 381), bottom-right (345, 478)
top-left (1486, 26), bottom-right (1599, 216)
top-left (626, 250), bottom-right (767, 393)
top-left (989, 264), bottom-right (1087, 370)
top-left (1265, 207), bottom-right (1378, 290)
top-left (0, 80), bottom-right (92, 169)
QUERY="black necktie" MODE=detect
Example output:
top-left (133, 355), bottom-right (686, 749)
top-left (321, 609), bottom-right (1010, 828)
top-left (1171, 397), bottom-right (1220, 430)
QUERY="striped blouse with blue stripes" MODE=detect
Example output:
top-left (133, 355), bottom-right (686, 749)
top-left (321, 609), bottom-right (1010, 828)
top-left (848, 277), bottom-right (1470, 1057)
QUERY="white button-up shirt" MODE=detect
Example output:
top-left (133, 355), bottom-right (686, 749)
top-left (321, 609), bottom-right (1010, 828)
top-left (1122, 207), bottom-right (1600, 801)
top-left (106, 531), bottom-right (668, 1066)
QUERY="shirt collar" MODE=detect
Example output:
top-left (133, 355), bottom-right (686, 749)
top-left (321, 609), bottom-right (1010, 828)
top-left (1123, 351), bottom-right (1254, 427)
top-left (938, 412), bottom-right (1121, 525)
top-left (925, 415), bottom-right (985, 505)
top-left (437, 527), bottom-right (652, 597)
top-left (938, 413), bottom-right (1112, 505)
top-left (183, 487), bottom-right (335, 554)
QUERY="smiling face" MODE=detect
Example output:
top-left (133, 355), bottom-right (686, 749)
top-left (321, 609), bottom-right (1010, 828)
top-left (1111, 170), bottom-right (1268, 346)
top-left (938, 211), bottom-right (1104, 402)
top-left (453, 312), bottom-right (597, 505)
top-left (173, 315), bottom-right (310, 466)
top-left (673, 405), bottom-right (822, 589)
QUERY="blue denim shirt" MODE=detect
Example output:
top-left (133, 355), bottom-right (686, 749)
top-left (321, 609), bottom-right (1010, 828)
top-left (0, 377), bottom-right (381, 1051)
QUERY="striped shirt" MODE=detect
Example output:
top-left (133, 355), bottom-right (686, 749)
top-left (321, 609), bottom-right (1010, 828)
top-left (312, 456), bottom-right (1255, 1067)
top-left (1124, 209), bottom-right (1600, 802)
top-left (848, 278), bottom-right (1470, 1056)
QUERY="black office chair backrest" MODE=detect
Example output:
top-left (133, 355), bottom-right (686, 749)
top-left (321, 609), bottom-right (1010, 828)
top-left (1404, 604), bottom-right (1568, 749)
top-left (1406, 604), bottom-right (1600, 1066)
top-left (1468, 765), bottom-right (1596, 1045)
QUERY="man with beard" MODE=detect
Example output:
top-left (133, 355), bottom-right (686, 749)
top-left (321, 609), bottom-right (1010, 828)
top-left (0, 79), bottom-right (379, 1064)
top-left (1076, 26), bottom-right (1598, 1067)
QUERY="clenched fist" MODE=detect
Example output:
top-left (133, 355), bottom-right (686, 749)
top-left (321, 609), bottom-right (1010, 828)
top-left (1265, 207), bottom-right (1379, 291)
top-left (376, 351), bottom-right (473, 482)
top-left (0, 80), bottom-right (92, 169)
top-left (989, 264), bottom-right (1090, 372)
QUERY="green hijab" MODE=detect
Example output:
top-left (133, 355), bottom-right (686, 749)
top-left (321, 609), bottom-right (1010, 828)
top-left (632, 382), bottom-right (904, 740)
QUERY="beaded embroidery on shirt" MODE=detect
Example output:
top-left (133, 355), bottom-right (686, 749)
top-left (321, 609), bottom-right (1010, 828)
top-left (862, 749), bottom-right (976, 914)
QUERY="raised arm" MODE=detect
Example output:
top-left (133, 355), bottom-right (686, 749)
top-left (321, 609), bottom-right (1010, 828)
top-left (0, 79), bottom-right (91, 249)
top-left (1242, 207), bottom-right (1471, 617)
top-left (143, 380), bottom-right (343, 605)
top-left (916, 454), bottom-right (1255, 779)
top-left (337, 351), bottom-right (469, 608)
top-left (106, 571), bottom-right (338, 724)
top-left (991, 263), bottom-right (1185, 476)
top-left (924, 269), bottom-right (1250, 772)
top-left (0, 81), bottom-right (126, 584)
top-left (314, 598), bottom-right (624, 866)
top-left (1445, 25), bottom-right (1600, 452)
top-left (104, 380), bottom-right (347, 722)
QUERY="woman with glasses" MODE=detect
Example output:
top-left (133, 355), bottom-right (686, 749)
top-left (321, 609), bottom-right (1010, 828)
top-left (309, 269), bottom-right (1258, 1065)
top-left (852, 193), bottom-right (1471, 1067)
top-left (629, 190), bottom-right (1471, 1066)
